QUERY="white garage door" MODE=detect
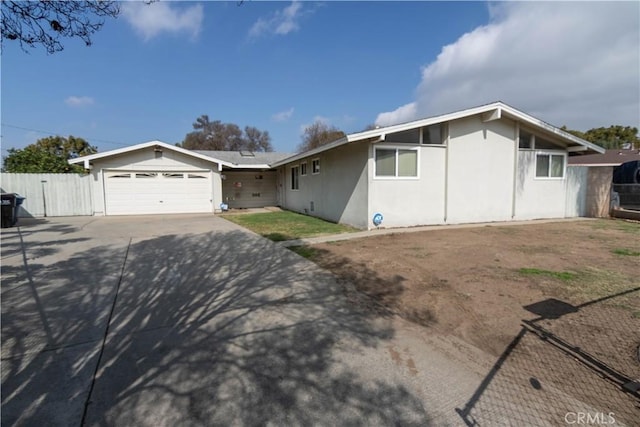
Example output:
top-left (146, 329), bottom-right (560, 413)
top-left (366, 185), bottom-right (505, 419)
top-left (104, 171), bottom-right (213, 215)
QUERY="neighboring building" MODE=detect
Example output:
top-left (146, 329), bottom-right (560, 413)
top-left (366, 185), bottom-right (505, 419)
top-left (568, 149), bottom-right (640, 214)
top-left (568, 149), bottom-right (640, 168)
top-left (69, 102), bottom-right (604, 227)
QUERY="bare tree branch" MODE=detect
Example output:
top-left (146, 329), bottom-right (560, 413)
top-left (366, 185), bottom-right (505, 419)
top-left (1, 1), bottom-right (120, 54)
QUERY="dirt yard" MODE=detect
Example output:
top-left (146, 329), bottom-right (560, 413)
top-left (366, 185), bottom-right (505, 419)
top-left (302, 219), bottom-right (640, 357)
top-left (297, 218), bottom-right (640, 424)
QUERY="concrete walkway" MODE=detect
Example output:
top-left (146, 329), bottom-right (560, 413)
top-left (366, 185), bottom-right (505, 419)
top-left (2, 214), bottom-right (492, 426)
top-left (279, 217), bottom-right (595, 247)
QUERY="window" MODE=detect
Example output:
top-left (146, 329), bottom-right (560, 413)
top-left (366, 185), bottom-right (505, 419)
top-left (519, 130), bottom-right (533, 149)
top-left (163, 173), bottom-right (184, 179)
top-left (422, 124), bottom-right (444, 145)
top-left (300, 162), bottom-right (307, 176)
top-left (535, 137), bottom-right (560, 150)
top-left (536, 153), bottom-right (565, 178)
top-left (291, 166), bottom-right (300, 190)
top-left (387, 128), bottom-right (420, 143)
top-left (374, 148), bottom-right (418, 178)
top-left (312, 159), bottom-right (320, 174)
top-left (109, 173), bottom-right (131, 179)
top-left (135, 173), bottom-right (157, 178)
top-left (187, 173), bottom-right (207, 179)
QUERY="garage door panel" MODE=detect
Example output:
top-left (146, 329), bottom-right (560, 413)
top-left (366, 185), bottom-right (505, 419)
top-left (104, 170), bottom-right (212, 215)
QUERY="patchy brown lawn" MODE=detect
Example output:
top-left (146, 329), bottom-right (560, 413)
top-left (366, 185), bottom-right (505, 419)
top-left (293, 219), bottom-right (640, 357)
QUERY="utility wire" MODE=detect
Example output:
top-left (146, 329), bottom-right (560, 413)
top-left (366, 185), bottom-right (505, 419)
top-left (1, 123), bottom-right (132, 147)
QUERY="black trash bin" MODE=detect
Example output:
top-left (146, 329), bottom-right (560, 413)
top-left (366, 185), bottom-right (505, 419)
top-left (13, 194), bottom-right (26, 226)
top-left (1, 193), bottom-right (17, 228)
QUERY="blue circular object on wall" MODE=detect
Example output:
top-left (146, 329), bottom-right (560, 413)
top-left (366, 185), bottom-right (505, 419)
top-left (372, 213), bottom-right (383, 226)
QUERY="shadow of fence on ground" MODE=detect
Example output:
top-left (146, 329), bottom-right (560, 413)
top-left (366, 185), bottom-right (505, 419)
top-left (457, 287), bottom-right (640, 426)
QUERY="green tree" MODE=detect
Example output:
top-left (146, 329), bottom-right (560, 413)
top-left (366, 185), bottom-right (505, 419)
top-left (297, 120), bottom-right (346, 153)
top-left (561, 125), bottom-right (639, 149)
top-left (180, 115), bottom-right (273, 152)
top-left (2, 136), bottom-right (97, 173)
top-left (1, 1), bottom-right (121, 54)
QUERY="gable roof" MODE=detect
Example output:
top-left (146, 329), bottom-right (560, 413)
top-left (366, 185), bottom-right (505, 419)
top-left (68, 140), bottom-right (287, 169)
top-left (568, 149), bottom-right (640, 166)
top-left (272, 101), bottom-right (605, 167)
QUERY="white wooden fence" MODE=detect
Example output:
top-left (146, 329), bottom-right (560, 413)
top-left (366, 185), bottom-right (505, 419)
top-left (0, 173), bottom-right (93, 217)
top-left (565, 166), bottom-right (588, 217)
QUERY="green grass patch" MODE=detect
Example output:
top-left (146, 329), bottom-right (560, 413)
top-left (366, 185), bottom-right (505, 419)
top-left (612, 248), bottom-right (640, 257)
top-left (519, 268), bottom-right (577, 281)
top-left (223, 210), bottom-right (358, 241)
top-left (520, 266), bottom-right (638, 305)
top-left (590, 219), bottom-right (640, 235)
top-left (288, 245), bottom-right (318, 259)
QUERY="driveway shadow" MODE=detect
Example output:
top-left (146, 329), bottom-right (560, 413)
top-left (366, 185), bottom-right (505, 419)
top-left (2, 226), bottom-right (431, 426)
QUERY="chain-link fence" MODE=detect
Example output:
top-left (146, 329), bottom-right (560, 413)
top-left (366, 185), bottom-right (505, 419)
top-left (457, 288), bottom-right (640, 426)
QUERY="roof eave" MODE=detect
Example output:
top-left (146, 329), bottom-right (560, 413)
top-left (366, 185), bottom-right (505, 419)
top-left (271, 136), bottom-right (350, 167)
top-left (568, 163), bottom-right (624, 167)
top-left (223, 164), bottom-right (273, 169)
top-left (68, 140), bottom-right (236, 168)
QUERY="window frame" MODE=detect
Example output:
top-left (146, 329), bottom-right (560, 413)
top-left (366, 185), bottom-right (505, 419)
top-left (311, 158), bottom-right (320, 175)
top-left (534, 151), bottom-right (566, 179)
top-left (421, 123), bottom-right (447, 146)
top-left (373, 146), bottom-right (420, 179)
top-left (290, 165), bottom-right (300, 190)
top-left (135, 172), bottom-right (158, 179)
top-left (300, 161), bottom-right (307, 176)
top-left (518, 130), bottom-right (534, 149)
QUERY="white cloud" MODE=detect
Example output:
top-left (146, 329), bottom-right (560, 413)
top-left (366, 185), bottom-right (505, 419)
top-left (272, 107), bottom-right (295, 122)
top-left (121, 2), bottom-right (204, 41)
top-left (249, 1), bottom-right (307, 38)
top-left (65, 96), bottom-right (94, 108)
top-left (376, 2), bottom-right (640, 131)
top-left (376, 102), bottom-right (416, 127)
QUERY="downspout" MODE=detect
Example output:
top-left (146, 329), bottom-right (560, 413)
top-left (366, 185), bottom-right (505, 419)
top-left (368, 136), bottom-right (383, 230)
top-left (101, 169), bottom-right (107, 216)
top-left (512, 122), bottom-right (519, 219)
top-left (367, 142), bottom-right (372, 230)
top-left (281, 167), bottom-right (286, 208)
top-left (443, 123), bottom-right (450, 223)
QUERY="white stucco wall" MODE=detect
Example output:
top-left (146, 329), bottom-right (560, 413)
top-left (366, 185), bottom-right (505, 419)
top-left (281, 142), bottom-right (369, 228)
top-left (90, 148), bottom-right (220, 215)
top-left (368, 145), bottom-right (446, 228)
top-left (446, 116), bottom-right (516, 224)
top-left (279, 113), bottom-right (589, 229)
top-left (514, 150), bottom-right (567, 219)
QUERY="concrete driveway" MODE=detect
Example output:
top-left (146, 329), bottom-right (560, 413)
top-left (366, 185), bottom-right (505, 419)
top-left (1, 215), bottom-right (485, 426)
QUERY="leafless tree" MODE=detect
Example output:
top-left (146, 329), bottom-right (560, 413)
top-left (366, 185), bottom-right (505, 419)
top-left (1, 1), bottom-right (120, 54)
top-left (181, 115), bottom-right (273, 152)
top-left (297, 120), bottom-right (346, 153)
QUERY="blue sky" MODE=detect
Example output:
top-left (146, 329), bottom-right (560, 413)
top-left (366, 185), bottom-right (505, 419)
top-left (2, 1), bottom-right (639, 156)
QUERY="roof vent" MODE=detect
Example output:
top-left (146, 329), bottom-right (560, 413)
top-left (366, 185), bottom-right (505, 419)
top-left (239, 151), bottom-right (255, 157)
